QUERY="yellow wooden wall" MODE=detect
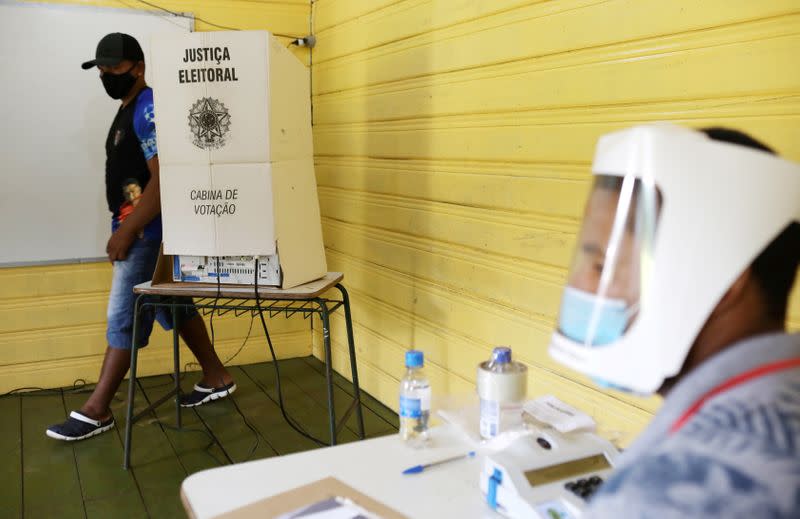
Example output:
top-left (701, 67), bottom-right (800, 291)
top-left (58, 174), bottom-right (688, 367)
top-left (0, 0), bottom-right (311, 394)
top-left (311, 0), bottom-right (800, 444)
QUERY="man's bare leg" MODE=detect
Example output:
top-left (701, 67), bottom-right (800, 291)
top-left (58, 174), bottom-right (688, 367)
top-left (179, 313), bottom-right (233, 388)
top-left (80, 346), bottom-right (131, 420)
top-left (78, 314), bottom-right (231, 420)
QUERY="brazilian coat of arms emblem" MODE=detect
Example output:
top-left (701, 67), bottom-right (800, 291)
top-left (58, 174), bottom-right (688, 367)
top-left (188, 97), bottom-right (231, 150)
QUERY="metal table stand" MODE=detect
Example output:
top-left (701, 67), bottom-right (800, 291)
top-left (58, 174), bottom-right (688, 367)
top-left (122, 273), bottom-right (364, 469)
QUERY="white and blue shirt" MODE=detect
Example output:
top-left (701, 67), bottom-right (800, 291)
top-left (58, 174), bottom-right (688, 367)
top-left (587, 332), bottom-right (800, 518)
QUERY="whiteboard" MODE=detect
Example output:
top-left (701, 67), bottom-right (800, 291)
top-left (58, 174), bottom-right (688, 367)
top-left (0, 1), bottom-right (193, 266)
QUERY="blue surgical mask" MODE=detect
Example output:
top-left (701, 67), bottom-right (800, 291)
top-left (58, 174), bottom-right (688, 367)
top-left (558, 286), bottom-right (632, 346)
top-left (592, 377), bottom-right (633, 392)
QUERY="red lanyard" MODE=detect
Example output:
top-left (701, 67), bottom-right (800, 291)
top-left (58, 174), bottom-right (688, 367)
top-left (670, 357), bottom-right (800, 435)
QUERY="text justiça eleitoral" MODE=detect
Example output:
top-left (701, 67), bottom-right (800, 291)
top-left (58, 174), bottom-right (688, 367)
top-left (178, 47), bottom-right (239, 84)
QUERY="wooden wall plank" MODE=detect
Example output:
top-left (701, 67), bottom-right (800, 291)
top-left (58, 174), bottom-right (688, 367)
top-left (313, 30), bottom-right (800, 123)
top-left (0, 328), bottom-right (311, 398)
top-left (312, 1), bottom-right (799, 93)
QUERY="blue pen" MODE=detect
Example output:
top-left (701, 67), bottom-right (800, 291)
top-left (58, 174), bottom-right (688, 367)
top-left (402, 451), bottom-right (476, 475)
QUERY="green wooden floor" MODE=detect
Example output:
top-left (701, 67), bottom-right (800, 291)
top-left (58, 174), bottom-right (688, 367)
top-left (0, 357), bottom-right (399, 519)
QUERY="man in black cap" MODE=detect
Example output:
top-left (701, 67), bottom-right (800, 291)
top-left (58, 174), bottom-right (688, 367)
top-left (47, 33), bottom-right (236, 441)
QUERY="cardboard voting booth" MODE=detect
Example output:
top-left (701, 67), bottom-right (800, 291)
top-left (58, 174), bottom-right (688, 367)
top-left (149, 30), bottom-right (326, 289)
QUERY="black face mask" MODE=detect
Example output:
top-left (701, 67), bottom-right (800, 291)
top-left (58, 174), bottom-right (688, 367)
top-left (101, 64), bottom-right (138, 100)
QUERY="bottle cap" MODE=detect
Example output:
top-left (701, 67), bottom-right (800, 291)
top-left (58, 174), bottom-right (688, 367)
top-left (405, 350), bottom-right (424, 368)
top-left (491, 346), bottom-right (512, 364)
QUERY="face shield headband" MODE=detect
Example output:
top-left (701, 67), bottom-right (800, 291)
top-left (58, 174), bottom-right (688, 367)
top-left (549, 124), bottom-right (800, 395)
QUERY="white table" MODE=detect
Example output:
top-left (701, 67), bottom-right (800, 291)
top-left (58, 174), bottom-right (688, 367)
top-left (181, 425), bottom-right (503, 518)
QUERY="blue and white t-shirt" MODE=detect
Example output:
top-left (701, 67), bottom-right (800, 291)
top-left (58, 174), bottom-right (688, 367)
top-left (105, 86), bottom-right (161, 240)
top-left (133, 88), bottom-right (157, 161)
top-left (586, 332), bottom-right (800, 518)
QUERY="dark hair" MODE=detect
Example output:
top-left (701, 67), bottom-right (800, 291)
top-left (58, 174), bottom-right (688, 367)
top-left (700, 127), bottom-right (799, 321)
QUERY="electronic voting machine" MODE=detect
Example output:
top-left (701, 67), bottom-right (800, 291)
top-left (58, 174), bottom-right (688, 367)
top-left (480, 427), bottom-right (620, 518)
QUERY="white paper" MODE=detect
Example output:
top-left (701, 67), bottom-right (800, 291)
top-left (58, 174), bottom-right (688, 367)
top-left (275, 496), bottom-right (383, 519)
top-left (523, 395), bottom-right (596, 433)
top-left (437, 404), bottom-right (532, 452)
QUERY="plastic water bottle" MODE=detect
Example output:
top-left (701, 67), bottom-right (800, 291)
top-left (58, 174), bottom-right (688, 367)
top-left (478, 346), bottom-right (527, 440)
top-left (399, 350), bottom-right (431, 446)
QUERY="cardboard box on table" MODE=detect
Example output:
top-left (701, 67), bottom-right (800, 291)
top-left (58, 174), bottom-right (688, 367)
top-left (148, 30), bottom-right (326, 289)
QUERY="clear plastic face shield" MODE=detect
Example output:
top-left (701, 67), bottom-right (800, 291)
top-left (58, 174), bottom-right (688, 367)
top-left (557, 174), bottom-right (661, 351)
top-left (550, 124), bottom-right (800, 395)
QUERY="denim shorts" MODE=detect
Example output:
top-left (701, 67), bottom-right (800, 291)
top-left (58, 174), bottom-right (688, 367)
top-left (106, 237), bottom-right (197, 349)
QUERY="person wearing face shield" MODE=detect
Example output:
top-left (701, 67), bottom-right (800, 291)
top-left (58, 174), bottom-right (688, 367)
top-left (548, 123), bottom-right (800, 517)
top-left (46, 33), bottom-right (235, 441)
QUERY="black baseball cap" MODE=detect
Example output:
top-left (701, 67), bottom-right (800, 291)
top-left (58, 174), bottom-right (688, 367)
top-left (81, 33), bottom-right (144, 70)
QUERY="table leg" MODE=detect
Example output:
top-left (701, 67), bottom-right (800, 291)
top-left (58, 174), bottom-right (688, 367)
top-left (336, 284), bottom-right (365, 439)
top-left (173, 299), bottom-right (182, 429)
top-left (316, 298), bottom-right (337, 445)
top-left (123, 294), bottom-right (144, 470)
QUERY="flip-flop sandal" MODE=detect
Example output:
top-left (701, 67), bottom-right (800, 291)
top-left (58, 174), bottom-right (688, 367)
top-left (46, 411), bottom-right (115, 441)
top-left (180, 381), bottom-right (237, 407)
